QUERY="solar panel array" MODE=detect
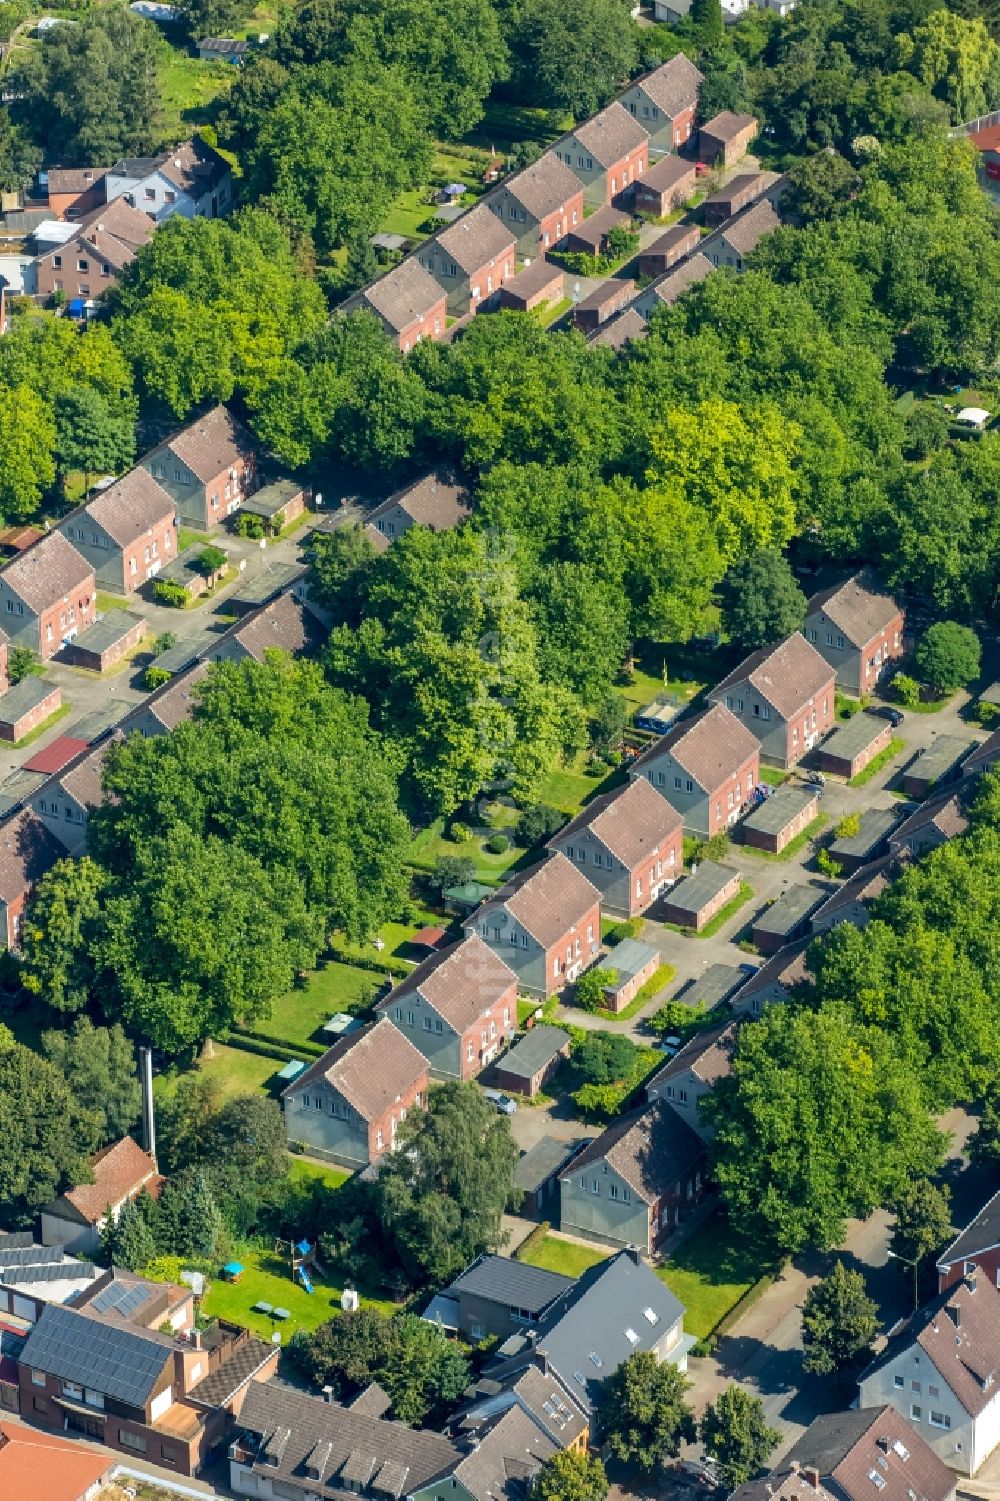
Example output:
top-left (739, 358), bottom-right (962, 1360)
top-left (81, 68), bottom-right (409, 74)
top-left (0, 1261), bottom-right (98, 1286)
top-left (20, 1305), bottom-right (170, 1408)
top-left (0, 1244), bottom-right (65, 1268)
top-left (90, 1280), bottom-right (152, 1319)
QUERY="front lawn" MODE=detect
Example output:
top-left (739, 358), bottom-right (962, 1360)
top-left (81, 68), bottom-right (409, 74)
top-left (847, 737), bottom-right (905, 788)
top-left (519, 1233), bottom-right (610, 1279)
top-left (289, 1158), bottom-right (351, 1192)
top-left (202, 1245), bottom-right (394, 1341)
top-left (657, 1210), bottom-right (766, 1339)
top-left (254, 960), bottom-right (383, 1050)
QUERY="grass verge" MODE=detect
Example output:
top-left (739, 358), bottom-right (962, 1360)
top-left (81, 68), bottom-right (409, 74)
top-left (656, 1209), bottom-right (765, 1339)
top-left (848, 737), bottom-right (905, 788)
top-left (585, 963), bottom-right (676, 1023)
top-left (739, 814), bottom-right (829, 862)
top-left (13, 700), bottom-right (72, 748)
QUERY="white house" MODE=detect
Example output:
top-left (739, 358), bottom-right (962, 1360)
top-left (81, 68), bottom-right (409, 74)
top-left (103, 135), bottom-right (232, 223)
top-left (859, 1272), bottom-right (1000, 1476)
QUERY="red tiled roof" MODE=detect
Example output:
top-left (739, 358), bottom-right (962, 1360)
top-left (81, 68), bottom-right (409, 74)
top-left (22, 735), bottom-right (89, 774)
top-left (0, 1421), bottom-right (112, 1501)
top-left (61, 1136), bottom-right (158, 1225)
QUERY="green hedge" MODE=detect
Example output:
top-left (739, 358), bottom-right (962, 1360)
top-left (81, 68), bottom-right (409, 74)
top-left (328, 950), bottom-right (410, 979)
top-left (238, 1028), bottom-right (326, 1058)
top-left (713, 1259), bottom-right (788, 1338)
top-left (224, 1034), bottom-right (299, 1063)
top-left (515, 1220), bottom-right (552, 1263)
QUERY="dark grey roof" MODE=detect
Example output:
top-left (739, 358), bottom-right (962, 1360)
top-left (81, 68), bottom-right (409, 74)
top-left (19, 1304), bottom-right (172, 1408)
top-left (752, 884), bottom-right (825, 939)
top-left (741, 783), bottom-right (818, 837)
top-left (496, 1025), bottom-right (569, 1080)
top-left (0, 673), bottom-right (58, 722)
top-left (675, 963), bottom-right (745, 1008)
top-left (605, 938), bottom-right (659, 985)
top-left (186, 1336), bottom-right (274, 1409)
top-left (783, 1408), bottom-right (892, 1477)
top-left (829, 807), bottom-right (901, 860)
top-left (937, 1187), bottom-right (1000, 1271)
top-left (532, 1249), bottom-right (685, 1414)
top-left (821, 711), bottom-right (890, 760)
top-left (905, 736), bottom-right (976, 784)
top-left (513, 1137), bottom-right (588, 1194)
top-left (229, 563), bottom-right (305, 607)
top-left (664, 860), bottom-right (739, 914)
top-left (237, 1379), bottom-right (460, 1496)
top-left (450, 1401), bottom-right (556, 1500)
top-left (450, 1254), bottom-right (573, 1314)
top-left (70, 611), bottom-right (145, 655)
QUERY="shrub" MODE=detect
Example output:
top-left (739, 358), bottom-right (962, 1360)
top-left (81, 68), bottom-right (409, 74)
top-left (817, 849), bottom-right (844, 879)
top-left (448, 821), bottom-right (471, 844)
top-left (143, 666), bottom-right (172, 691)
top-left (484, 834), bottom-right (509, 854)
top-left (233, 512), bottom-right (267, 539)
top-left (835, 692), bottom-right (859, 719)
top-left (703, 831), bottom-right (731, 861)
top-left (893, 673), bottom-right (921, 708)
top-left (433, 854), bottom-right (476, 893)
top-left (152, 578), bottom-right (188, 608)
top-left (649, 999), bottom-right (708, 1038)
top-left (605, 917), bottom-right (642, 945)
top-left (574, 966), bottom-right (617, 1012)
top-left (149, 632), bottom-right (177, 658)
top-left (192, 545), bottom-right (228, 579)
top-left (7, 646), bottom-right (41, 684)
top-left (515, 804), bottom-right (565, 846)
top-left (914, 621), bottom-right (981, 697)
top-left (834, 813), bottom-right (861, 839)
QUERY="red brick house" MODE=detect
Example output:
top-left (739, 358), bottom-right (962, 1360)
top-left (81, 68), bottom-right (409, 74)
top-left (937, 1188), bottom-right (1000, 1292)
top-left (0, 531), bottom-right (95, 660)
top-left (281, 1017), bottom-right (429, 1170)
top-left (554, 103), bottom-right (649, 208)
top-left (548, 776), bottom-right (683, 917)
top-left (44, 165), bottom-right (110, 219)
top-left (41, 1136), bottom-right (162, 1257)
top-left (347, 258), bottom-right (447, 353)
top-left (463, 853), bottom-right (601, 999)
top-left (0, 807), bottom-right (63, 949)
top-left (15, 1301), bottom-right (276, 1476)
top-left (708, 633), bottom-right (836, 768)
top-left (34, 197), bottom-right (155, 302)
top-left (804, 571), bottom-right (905, 697)
top-left (629, 703), bottom-right (760, 837)
top-left (140, 405), bottom-right (258, 532)
top-left (621, 53), bottom-right (703, 155)
top-left (698, 111), bottom-right (758, 166)
top-left (376, 932), bottom-right (518, 1081)
top-left (59, 468), bottom-right (176, 596)
top-left (486, 153), bottom-right (585, 259)
top-left (419, 204), bottom-right (516, 317)
top-left (633, 156), bottom-right (697, 218)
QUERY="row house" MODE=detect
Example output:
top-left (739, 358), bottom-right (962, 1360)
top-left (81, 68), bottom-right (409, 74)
top-left (0, 807), bottom-right (62, 949)
top-left (0, 531), bottom-right (95, 660)
top-left (889, 791), bottom-right (969, 859)
top-left (621, 53), bottom-right (704, 155)
top-left (58, 468), bottom-right (176, 595)
top-left (34, 197), bottom-right (155, 302)
top-left (376, 932), bottom-right (518, 1080)
top-left (464, 852), bottom-right (601, 998)
top-left (708, 633), bottom-right (836, 769)
top-left (704, 196), bottom-right (781, 269)
top-left (281, 1017), bottom-right (429, 1170)
top-left (646, 1017), bottom-right (738, 1137)
top-left (486, 153), bottom-right (585, 258)
top-left (44, 165), bottom-right (110, 220)
top-left (804, 571), bottom-right (905, 697)
top-left (16, 1301), bottom-right (276, 1476)
top-left (103, 135), bottom-right (232, 223)
top-left (634, 250), bottom-right (713, 320)
top-left (28, 732), bottom-right (120, 856)
top-left (347, 258), bottom-right (446, 353)
top-left (548, 775), bottom-right (683, 917)
top-left (208, 592), bottom-right (316, 668)
top-left (419, 204), bottom-right (515, 317)
top-left (125, 662), bottom-right (209, 739)
top-left (140, 404), bottom-right (258, 531)
top-left (734, 1408), bottom-right (956, 1501)
top-left (363, 471), bottom-right (470, 552)
top-left (554, 102), bottom-right (649, 209)
top-left (558, 1104), bottom-right (707, 1254)
top-left (629, 702), bottom-right (760, 837)
top-left (698, 111), bottom-right (758, 166)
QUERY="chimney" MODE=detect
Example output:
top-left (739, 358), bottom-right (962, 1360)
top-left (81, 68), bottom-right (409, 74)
top-left (946, 1302), bottom-right (960, 1329)
top-left (140, 1045), bottom-right (157, 1167)
top-left (876, 1437), bottom-right (890, 1454)
top-left (804, 1468), bottom-right (821, 1489)
top-left (322, 1385), bottom-right (335, 1403)
top-left (190, 1328), bottom-right (202, 1350)
top-left (624, 1244), bottom-right (643, 1267)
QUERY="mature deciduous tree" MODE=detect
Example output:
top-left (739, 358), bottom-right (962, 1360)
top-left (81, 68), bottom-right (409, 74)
top-left (0, 1024), bottom-right (100, 1224)
top-left (700, 1384), bottom-right (781, 1488)
top-left (42, 1018), bottom-right (141, 1145)
top-left (601, 1351), bottom-right (696, 1472)
top-left (914, 621), bottom-right (981, 695)
top-left (721, 550), bottom-right (807, 649)
top-left (531, 1450), bottom-right (609, 1501)
top-left (504, 0), bottom-right (638, 118)
top-left (801, 1261), bottom-right (879, 1375)
top-left (21, 857), bottom-right (110, 1015)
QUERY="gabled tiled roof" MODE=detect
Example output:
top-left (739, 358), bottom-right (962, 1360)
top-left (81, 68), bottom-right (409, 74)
top-left (646, 251), bottom-right (713, 305)
top-left (155, 404), bottom-right (256, 484)
top-left (0, 1418), bottom-right (112, 1501)
top-left (710, 633), bottom-right (834, 720)
top-left (282, 1017), bottom-right (428, 1123)
top-left (938, 1188), bottom-right (1000, 1273)
top-left (550, 777), bottom-right (682, 868)
top-left (155, 135), bottom-right (230, 195)
top-left (889, 789), bottom-right (968, 849)
top-left (646, 1017), bottom-right (738, 1093)
top-left (498, 153), bottom-right (584, 218)
top-left (589, 307), bottom-right (647, 349)
top-left (806, 570), bottom-right (902, 648)
top-left (450, 1402), bottom-right (556, 1500)
top-left (637, 155), bottom-right (696, 192)
top-left (222, 592), bottom-right (314, 661)
top-left (46, 166), bottom-right (109, 195)
top-left (0, 531), bottom-right (93, 613)
top-left (366, 473), bottom-right (470, 534)
top-left (61, 1136), bottom-right (158, 1224)
top-left (630, 703), bottom-right (759, 790)
top-left (701, 110), bottom-right (757, 143)
top-left (562, 1099), bottom-right (705, 1205)
top-left (75, 468), bottom-right (175, 548)
top-left (634, 53), bottom-right (704, 117)
top-left (362, 259), bottom-right (445, 334)
top-left (378, 933), bottom-right (517, 1033)
top-left (435, 203), bottom-right (515, 274)
top-left (0, 808), bottom-right (62, 904)
top-left (469, 853), bottom-right (599, 950)
top-left (134, 661), bottom-right (210, 732)
top-left (76, 195), bottom-right (157, 251)
top-left (572, 102), bottom-right (649, 166)
top-left (720, 197), bottom-right (780, 255)
top-left (864, 1274), bottom-right (1000, 1419)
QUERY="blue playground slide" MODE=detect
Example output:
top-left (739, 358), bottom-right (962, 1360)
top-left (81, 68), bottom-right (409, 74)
top-left (297, 1266), bottom-right (314, 1294)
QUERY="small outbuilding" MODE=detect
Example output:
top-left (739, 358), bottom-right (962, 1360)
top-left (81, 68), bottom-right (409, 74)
top-left (900, 735), bottom-right (977, 798)
top-left (638, 224), bottom-right (700, 279)
top-left (514, 1136), bottom-right (589, 1219)
top-left (698, 111), bottom-right (758, 167)
top-left (814, 712), bottom-right (893, 780)
top-left (660, 861), bottom-right (741, 932)
top-left (492, 1025), bottom-right (571, 1098)
top-left (0, 676), bottom-right (61, 743)
top-left (441, 879), bottom-right (495, 915)
top-left (702, 171), bottom-right (777, 227)
top-left (227, 563), bottom-right (305, 618)
top-left (740, 783), bottom-right (820, 854)
top-left (633, 156), bottom-right (697, 218)
top-left (563, 204), bottom-right (632, 255)
top-left (751, 884), bottom-right (825, 957)
top-left (62, 610), bottom-right (147, 672)
top-left (497, 258), bottom-right (564, 313)
top-left (674, 963), bottom-right (746, 1009)
top-left (237, 476), bottom-right (310, 531)
top-left (827, 807), bottom-right (901, 875)
top-left (600, 939), bottom-right (661, 1012)
top-left (573, 277), bottom-right (635, 332)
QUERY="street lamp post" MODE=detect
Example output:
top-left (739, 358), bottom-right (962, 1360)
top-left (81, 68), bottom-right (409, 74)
top-left (886, 1249), bottom-right (920, 1312)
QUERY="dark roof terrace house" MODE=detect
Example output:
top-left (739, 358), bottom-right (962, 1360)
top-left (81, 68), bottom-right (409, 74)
top-left (445, 1254), bottom-right (575, 1342)
top-left (548, 775), bottom-right (684, 917)
top-left (363, 471), bottom-right (471, 553)
top-left (633, 251), bottom-right (713, 320)
top-left (555, 102), bottom-right (649, 208)
top-left (620, 53), bottom-right (704, 154)
top-left (485, 152), bottom-right (586, 258)
top-left (463, 852), bottom-right (601, 999)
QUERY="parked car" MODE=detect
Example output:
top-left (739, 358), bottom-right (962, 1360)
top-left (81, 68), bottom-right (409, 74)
top-left (482, 1088), bottom-right (518, 1115)
top-left (870, 704), bottom-right (904, 728)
